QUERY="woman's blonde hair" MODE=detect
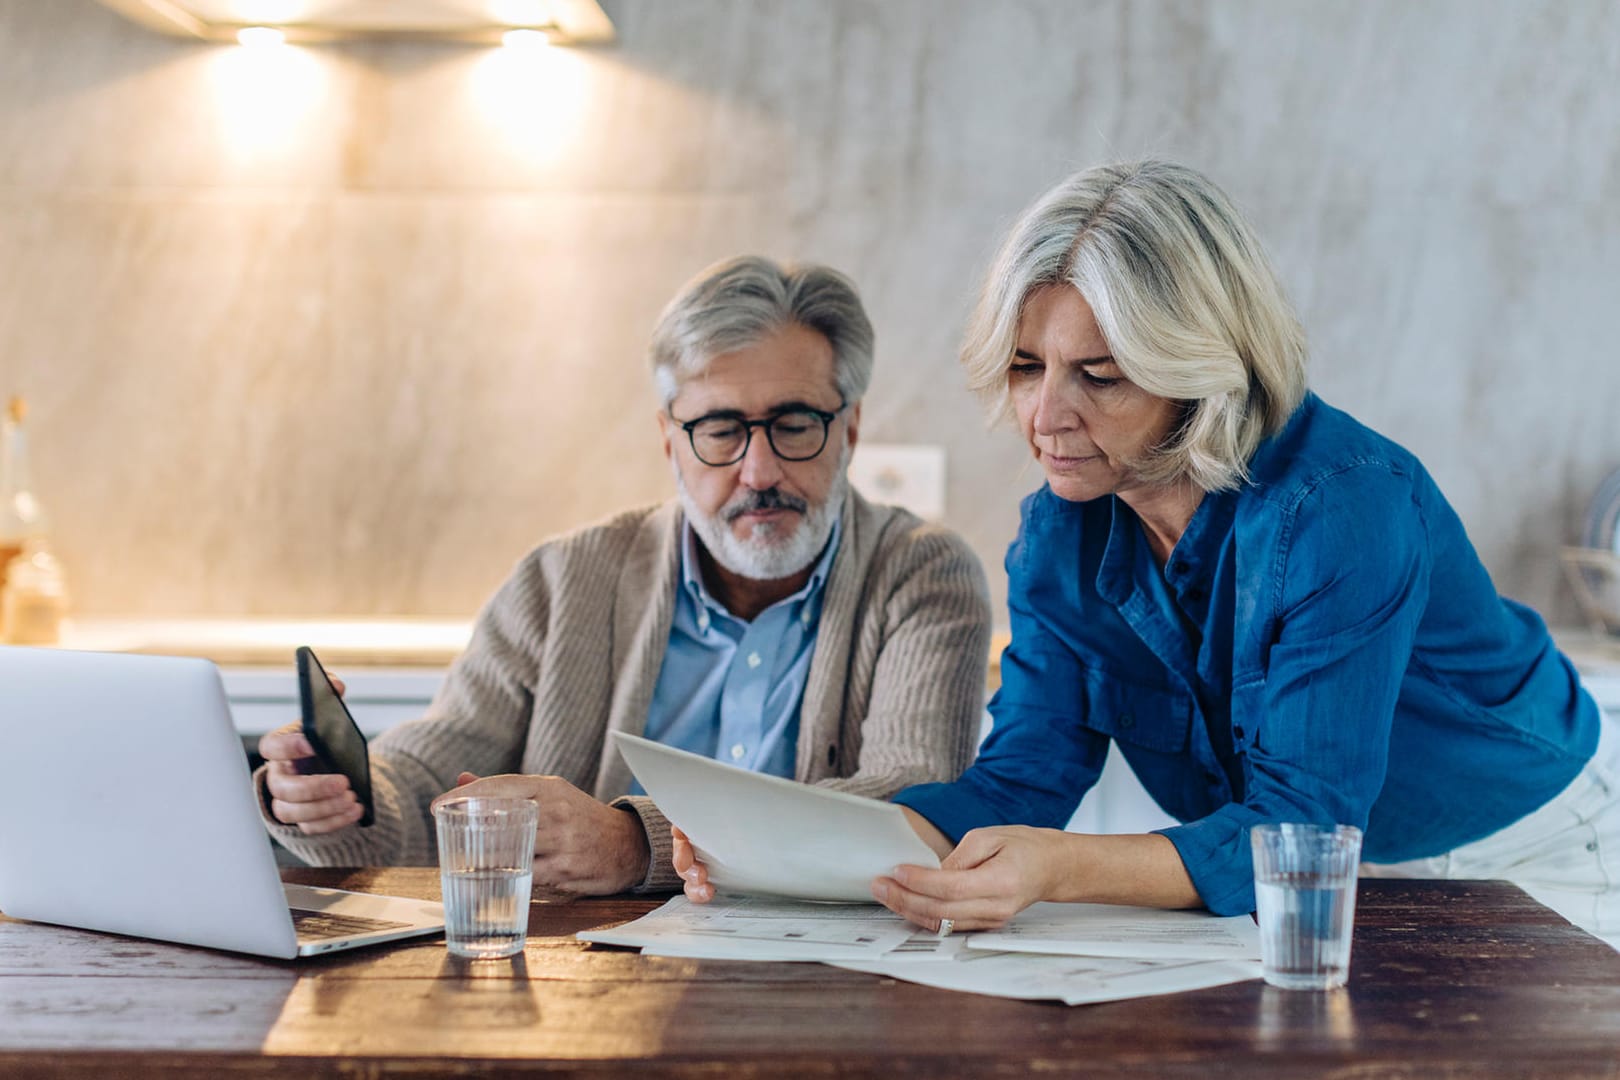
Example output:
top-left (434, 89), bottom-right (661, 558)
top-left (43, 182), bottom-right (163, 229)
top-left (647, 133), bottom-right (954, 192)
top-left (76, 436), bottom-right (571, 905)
top-left (962, 160), bottom-right (1307, 492)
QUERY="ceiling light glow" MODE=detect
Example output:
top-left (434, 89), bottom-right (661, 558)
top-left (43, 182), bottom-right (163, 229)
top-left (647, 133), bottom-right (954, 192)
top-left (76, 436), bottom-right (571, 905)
top-left (237, 26), bottom-right (287, 47)
top-left (233, 0), bottom-right (303, 21)
top-left (491, 0), bottom-right (552, 26)
top-left (502, 28), bottom-right (552, 48)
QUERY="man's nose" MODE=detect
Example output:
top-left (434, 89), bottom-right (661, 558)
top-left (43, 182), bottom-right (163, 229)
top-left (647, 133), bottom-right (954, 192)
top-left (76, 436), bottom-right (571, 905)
top-left (737, 428), bottom-right (786, 489)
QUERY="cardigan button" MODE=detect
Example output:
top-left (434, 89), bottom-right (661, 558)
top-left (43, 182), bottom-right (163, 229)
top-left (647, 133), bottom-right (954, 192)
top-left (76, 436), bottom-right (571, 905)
top-left (1118, 712), bottom-right (1135, 729)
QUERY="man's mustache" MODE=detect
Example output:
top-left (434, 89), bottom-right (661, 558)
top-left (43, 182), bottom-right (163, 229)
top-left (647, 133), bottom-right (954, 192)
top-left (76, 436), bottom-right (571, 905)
top-left (721, 488), bottom-right (808, 523)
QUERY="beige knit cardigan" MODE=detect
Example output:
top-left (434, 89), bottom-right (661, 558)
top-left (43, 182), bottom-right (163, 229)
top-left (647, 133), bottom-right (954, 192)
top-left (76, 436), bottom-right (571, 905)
top-left (257, 488), bottom-right (992, 891)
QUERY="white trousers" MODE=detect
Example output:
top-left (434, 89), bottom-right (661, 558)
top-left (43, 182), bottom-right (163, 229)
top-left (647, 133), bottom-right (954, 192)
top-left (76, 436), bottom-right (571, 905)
top-left (1361, 712), bottom-right (1620, 952)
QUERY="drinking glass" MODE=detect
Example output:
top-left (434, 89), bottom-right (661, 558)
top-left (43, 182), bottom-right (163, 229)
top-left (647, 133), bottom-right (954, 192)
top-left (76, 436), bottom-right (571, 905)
top-left (434, 796), bottom-right (538, 959)
top-left (1251, 823), bottom-right (1363, 990)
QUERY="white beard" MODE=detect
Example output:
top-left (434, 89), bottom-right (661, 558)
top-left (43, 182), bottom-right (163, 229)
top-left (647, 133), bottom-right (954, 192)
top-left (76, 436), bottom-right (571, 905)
top-left (675, 446), bottom-right (848, 582)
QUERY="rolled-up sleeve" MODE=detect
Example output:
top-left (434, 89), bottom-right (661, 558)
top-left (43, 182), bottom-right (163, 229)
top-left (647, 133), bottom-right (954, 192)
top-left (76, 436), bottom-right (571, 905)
top-left (1158, 465), bottom-right (1431, 914)
top-left (896, 502), bottom-right (1109, 841)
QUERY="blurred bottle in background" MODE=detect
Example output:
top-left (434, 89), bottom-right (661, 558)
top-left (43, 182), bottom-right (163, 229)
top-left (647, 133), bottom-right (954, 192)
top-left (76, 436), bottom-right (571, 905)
top-left (3, 539), bottom-right (68, 644)
top-left (0, 396), bottom-right (67, 644)
top-left (0, 397), bottom-right (44, 583)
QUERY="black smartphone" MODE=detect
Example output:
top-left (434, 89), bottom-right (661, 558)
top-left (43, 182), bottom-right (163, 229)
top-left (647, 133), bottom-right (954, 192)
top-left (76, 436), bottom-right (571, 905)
top-left (295, 645), bottom-right (375, 827)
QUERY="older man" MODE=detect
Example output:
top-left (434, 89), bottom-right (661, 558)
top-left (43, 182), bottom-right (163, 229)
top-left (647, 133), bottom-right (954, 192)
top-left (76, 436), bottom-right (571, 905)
top-left (256, 256), bottom-right (992, 894)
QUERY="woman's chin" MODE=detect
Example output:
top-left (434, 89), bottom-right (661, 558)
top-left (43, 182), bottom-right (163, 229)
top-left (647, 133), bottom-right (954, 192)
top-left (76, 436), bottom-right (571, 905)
top-left (1044, 474), bottom-right (1108, 503)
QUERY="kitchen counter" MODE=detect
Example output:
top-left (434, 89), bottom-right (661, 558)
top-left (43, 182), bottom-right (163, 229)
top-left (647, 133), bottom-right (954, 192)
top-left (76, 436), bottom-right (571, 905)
top-left (1552, 626), bottom-right (1620, 709)
top-left (40, 617), bottom-right (1620, 737)
top-left (55, 616), bottom-right (473, 669)
top-left (47, 618), bottom-right (470, 735)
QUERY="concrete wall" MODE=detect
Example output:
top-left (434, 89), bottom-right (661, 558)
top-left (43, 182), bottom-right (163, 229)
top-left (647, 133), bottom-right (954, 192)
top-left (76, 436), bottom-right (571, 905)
top-left (1, 0), bottom-right (1616, 623)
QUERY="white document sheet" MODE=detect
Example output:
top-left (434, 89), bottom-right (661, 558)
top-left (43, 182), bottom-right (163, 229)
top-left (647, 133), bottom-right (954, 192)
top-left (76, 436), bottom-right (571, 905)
top-left (577, 893), bottom-right (915, 962)
top-left (968, 901), bottom-right (1262, 961)
top-left (611, 731), bottom-right (940, 902)
top-left (834, 950), bottom-right (1262, 1005)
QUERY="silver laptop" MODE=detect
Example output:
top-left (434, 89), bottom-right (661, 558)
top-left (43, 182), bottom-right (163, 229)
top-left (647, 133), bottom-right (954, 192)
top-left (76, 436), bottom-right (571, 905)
top-left (0, 646), bottom-right (444, 959)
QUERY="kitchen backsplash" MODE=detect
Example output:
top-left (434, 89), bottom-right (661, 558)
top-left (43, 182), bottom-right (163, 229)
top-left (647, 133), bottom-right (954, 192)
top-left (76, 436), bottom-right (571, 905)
top-left (1, 0), bottom-right (1617, 623)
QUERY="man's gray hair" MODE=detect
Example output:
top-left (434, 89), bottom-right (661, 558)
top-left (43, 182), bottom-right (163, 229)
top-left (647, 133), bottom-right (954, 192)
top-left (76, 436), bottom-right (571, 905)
top-left (962, 160), bottom-right (1308, 493)
top-left (650, 256), bottom-right (875, 407)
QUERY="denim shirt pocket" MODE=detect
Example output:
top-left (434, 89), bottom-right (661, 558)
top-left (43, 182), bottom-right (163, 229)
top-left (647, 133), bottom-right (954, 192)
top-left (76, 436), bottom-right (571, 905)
top-left (1081, 670), bottom-right (1192, 755)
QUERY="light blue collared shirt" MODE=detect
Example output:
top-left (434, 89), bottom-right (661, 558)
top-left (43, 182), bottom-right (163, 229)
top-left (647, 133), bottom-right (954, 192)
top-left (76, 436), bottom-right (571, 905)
top-left (633, 516), bottom-right (842, 794)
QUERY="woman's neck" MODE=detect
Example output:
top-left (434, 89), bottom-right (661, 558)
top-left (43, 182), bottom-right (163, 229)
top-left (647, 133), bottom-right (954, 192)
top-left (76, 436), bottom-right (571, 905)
top-left (1118, 480), bottom-right (1204, 566)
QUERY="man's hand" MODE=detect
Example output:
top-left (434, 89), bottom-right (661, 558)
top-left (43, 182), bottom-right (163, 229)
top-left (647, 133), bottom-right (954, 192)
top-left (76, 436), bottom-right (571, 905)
top-left (258, 673), bottom-right (362, 835)
top-left (672, 826), bottom-right (715, 903)
top-left (433, 773), bottom-right (651, 896)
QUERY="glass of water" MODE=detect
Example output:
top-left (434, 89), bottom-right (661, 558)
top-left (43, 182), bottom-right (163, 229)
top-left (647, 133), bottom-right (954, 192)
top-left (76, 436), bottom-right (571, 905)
top-left (1250, 823), bottom-right (1363, 990)
top-left (434, 796), bottom-right (538, 960)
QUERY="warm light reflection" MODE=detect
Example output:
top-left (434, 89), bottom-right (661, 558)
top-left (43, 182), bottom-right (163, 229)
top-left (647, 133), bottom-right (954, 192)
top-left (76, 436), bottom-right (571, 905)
top-left (236, 26), bottom-right (288, 48)
top-left (489, 0), bottom-right (552, 25)
top-left (233, 0), bottom-right (306, 21)
top-left (1258, 986), bottom-right (1357, 1047)
top-left (501, 28), bottom-right (552, 49)
top-left (468, 44), bottom-right (589, 167)
top-left (205, 42), bottom-right (329, 161)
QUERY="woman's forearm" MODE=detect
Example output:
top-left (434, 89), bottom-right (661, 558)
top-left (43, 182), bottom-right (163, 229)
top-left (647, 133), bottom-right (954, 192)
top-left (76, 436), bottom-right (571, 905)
top-left (1046, 831), bottom-right (1202, 909)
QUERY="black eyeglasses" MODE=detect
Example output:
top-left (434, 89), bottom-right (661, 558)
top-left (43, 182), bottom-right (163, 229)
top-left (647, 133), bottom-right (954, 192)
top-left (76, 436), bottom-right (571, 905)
top-left (672, 403), bottom-right (847, 467)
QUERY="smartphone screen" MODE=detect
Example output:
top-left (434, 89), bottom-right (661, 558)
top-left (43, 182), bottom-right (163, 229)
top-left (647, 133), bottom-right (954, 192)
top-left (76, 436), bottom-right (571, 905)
top-left (296, 646), bottom-right (375, 827)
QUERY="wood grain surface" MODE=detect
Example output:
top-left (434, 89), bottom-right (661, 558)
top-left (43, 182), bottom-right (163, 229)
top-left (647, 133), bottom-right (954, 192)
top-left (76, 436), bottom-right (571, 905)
top-left (3, 868), bottom-right (1618, 1078)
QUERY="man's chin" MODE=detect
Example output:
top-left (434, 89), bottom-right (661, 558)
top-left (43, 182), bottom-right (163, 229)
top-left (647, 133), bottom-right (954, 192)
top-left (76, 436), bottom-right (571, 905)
top-left (714, 528), bottom-right (818, 582)
top-left (727, 511), bottom-right (801, 540)
top-left (729, 533), bottom-right (798, 564)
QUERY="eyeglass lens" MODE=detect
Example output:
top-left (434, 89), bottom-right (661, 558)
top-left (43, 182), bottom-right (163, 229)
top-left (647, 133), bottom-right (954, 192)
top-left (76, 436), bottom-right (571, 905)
top-left (690, 410), bottom-right (830, 465)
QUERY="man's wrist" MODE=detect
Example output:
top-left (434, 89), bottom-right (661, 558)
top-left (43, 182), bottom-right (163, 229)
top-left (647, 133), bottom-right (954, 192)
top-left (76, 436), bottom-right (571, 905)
top-left (615, 804), bottom-right (652, 890)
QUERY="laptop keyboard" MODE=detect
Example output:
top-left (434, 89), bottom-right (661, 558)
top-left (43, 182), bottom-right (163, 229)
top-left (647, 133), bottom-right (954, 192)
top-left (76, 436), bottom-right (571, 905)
top-left (290, 908), bottom-right (412, 941)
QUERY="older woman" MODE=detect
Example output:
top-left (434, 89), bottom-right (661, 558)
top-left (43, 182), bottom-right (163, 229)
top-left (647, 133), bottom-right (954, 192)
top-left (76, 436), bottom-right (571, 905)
top-left (676, 160), bottom-right (1619, 947)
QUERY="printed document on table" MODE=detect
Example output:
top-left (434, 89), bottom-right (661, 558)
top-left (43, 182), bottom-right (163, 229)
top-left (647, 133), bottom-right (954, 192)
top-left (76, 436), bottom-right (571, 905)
top-left (611, 731), bottom-right (939, 902)
top-left (577, 893), bottom-right (915, 962)
top-left (968, 902), bottom-right (1261, 961)
top-left (834, 950), bottom-right (1262, 1005)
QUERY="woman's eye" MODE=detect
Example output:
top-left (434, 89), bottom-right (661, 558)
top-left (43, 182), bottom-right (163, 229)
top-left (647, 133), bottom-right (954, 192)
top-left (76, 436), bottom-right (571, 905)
top-left (1082, 371), bottom-right (1120, 388)
top-left (1008, 362), bottom-right (1043, 377)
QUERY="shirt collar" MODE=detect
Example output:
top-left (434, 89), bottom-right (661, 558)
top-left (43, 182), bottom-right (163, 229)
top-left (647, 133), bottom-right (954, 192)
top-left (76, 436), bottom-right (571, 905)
top-left (1096, 485), bottom-right (1238, 601)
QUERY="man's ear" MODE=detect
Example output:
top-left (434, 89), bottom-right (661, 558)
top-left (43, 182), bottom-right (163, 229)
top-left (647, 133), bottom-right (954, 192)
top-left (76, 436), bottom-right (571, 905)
top-left (844, 401), bottom-right (862, 453)
top-left (657, 408), bottom-right (674, 464)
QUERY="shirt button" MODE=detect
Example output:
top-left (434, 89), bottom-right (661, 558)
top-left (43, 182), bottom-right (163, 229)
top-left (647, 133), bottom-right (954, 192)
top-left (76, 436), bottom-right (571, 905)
top-left (1118, 712), bottom-right (1135, 729)
top-left (697, 613), bottom-right (710, 632)
top-left (747, 651), bottom-right (762, 669)
top-left (1587, 841), bottom-right (1600, 853)
top-left (730, 743), bottom-right (746, 761)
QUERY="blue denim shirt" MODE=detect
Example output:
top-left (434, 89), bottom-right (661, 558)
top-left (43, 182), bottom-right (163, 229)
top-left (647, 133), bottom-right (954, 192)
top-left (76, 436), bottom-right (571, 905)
top-left (895, 394), bottom-right (1600, 916)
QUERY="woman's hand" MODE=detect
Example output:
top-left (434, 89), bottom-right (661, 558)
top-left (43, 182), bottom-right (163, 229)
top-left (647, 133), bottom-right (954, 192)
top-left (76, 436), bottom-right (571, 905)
top-left (870, 825), bottom-right (1068, 932)
top-left (672, 826), bottom-right (715, 903)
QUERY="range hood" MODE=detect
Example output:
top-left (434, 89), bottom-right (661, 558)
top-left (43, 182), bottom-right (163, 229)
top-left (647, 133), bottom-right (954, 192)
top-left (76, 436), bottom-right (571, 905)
top-left (94, 0), bottom-right (616, 45)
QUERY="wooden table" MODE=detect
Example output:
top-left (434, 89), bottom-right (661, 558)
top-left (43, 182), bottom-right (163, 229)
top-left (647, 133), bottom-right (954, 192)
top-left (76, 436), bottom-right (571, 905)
top-left (4, 868), bottom-right (1619, 1078)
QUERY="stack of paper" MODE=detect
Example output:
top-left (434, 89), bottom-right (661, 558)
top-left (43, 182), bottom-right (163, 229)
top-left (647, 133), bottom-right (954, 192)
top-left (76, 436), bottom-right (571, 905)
top-left (582, 892), bottom-right (1260, 1005)
top-left (590, 734), bottom-right (1263, 1005)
